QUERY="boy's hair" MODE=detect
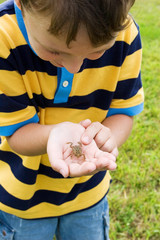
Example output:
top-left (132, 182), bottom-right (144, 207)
top-left (20, 0), bottom-right (135, 47)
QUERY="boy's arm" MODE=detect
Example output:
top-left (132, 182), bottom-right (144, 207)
top-left (102, 114), bottom-right (133, 148)
top-left (6, 123), bottom-right (53, 156)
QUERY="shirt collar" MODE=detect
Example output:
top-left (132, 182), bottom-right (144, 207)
top-left (14, 1), bottom-right (37, 55)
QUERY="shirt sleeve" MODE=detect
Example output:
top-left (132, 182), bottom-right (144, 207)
top-left (107, 19), bottom-right (144, 117)
top-left (0, 43), bottom-right (39, 137)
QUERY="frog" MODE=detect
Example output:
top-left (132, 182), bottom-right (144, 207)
top-left (67, 142), bottom-right (86, 160)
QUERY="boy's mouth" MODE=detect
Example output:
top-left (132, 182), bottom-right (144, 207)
top-left (50, 60), bottom-right (64, 68)
top-left (57, 63), bottom-right (64, 68)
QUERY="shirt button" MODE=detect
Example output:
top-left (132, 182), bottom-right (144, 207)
top-left (62, 80), bottom-right (69, 87)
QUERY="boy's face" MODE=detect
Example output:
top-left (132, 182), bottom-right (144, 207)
top-left (21, 4), bottom-right (117, 73)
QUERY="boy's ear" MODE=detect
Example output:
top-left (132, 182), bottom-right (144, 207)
top-left (15, 0), bottom-right (22, 9)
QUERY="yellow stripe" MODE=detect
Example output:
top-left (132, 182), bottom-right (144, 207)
top-left (0, 161), bottom-right (35, 199)
top-left (0, 70), bottom-right (57, 98)
top-left (116, 16), bottom-right (138, 44)
top-left (21, 155), bottom-right (42, 170)
top-left (0, 106), bottom-right (37, 126)
top-left (0, 15), bottom-right (26, 59)
top-left (119, 49), bottom-right (142, 80)
top-left (0, 161), bottom-right (93, 199)
top-left (0, 14), bottom-right (27, 47)
top-left (0, 37), bottom-right (11, 59)
top-left (110, 88), bottom-right (144, 108)
top-left (0, 171), bottom-right (111, 219)
top-left (72, 66), bottom-right (120, 95)
top-left (0, 139), bottom-right (42, 170)
top-left (0, 137), bottom-right (14, 151)
top-left (44, 107), bottom-right (108, 125)
top-left (35, 175), bottom-right (93, 193)
top-left (0, 71), bottom-right (27, 95)
top-left (23, 71), bottom-right (57, 99)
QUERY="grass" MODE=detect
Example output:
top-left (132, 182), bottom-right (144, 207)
top-left (108, 0), bottom-right (160, 239)
top-left (0, 0), bottom-right (160, 239)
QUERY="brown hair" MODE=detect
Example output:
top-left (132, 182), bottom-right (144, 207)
top-left (20, 0), bottom-right (135, 46)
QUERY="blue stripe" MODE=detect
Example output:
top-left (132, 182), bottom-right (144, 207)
top-left (0, 0), bottom-right (14, 17)
top-left (0, 37), bottom-right (142, 76)
top-left (9, 46), bottom-right (57, 75)
top-left (0, 45), bottom-right (58, 75)
top-left (0, 113), bottom-right (39, 136)
top-left (39, 164), bottom-right (66, 178)
top-left (81, 41), bottom-right (129, 70)
top-left (107, 102), bottom-right (144, 117)
top-left (0, 56), bottom-right (16, 71)
top-left (33, 86), bottom-right (142, 110)
top-left (0, 36), bottom-right (142, 76)
top-left (0, 90), bottom-right (114, 112)
top-left (0, 84), bottom-right (143, 114)
top-left (128, 30), bottom-right (142, 55)
top-left (1, 40), bottom-right (139, 75)
top-left (114, 73), bottom-right (142, 99)
top-left (0, 150), bottom-right (38, 184)
top-left (0, 171), bottom-right (106, 210)
top-left (0, 93), bottom-right (33, 113)
top-left (0, 150), bottom-right (65, 184)
top-left (80, 33), bottom-right (141, 72)
top-left (34, 89), bottom-right (113, 110)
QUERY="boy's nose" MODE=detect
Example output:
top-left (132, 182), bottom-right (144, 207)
top-left (62, 56), bottom-right (84, 74)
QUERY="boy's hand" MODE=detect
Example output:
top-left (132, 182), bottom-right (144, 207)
top-left (80, 119), bottom-right (119, 157)
top-left (47, 122), bottom-right (117, 178)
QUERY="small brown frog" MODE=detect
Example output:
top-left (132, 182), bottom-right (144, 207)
top-left (67, 142), bottom-right (86, 160)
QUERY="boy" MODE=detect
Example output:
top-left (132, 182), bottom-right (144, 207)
top-left (0, 0), bottom-right (144, 239)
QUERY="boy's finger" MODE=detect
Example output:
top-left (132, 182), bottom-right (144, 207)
top-left (69, 162), bottom-right (96, 177)
top-left (95, 150), bottom-right (116, 161)
top-left (111, 148), bottom-right (119, 158)
top-left (79, 119), bottom-right (92, 128)
top-left (96, 157), bottom-right (117, 171)
top-left (50, 158), bottom-right (69, 178)
top-left (47, 144), bottom-right (69, 177)
top-left (81, 122), bottom-right (102, 144)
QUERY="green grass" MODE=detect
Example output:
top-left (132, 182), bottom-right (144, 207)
top-left (0, 0), bottom-right (160, 239)
top-left (108, 0), bottom-right (160, 239)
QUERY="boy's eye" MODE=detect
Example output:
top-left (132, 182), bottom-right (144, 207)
top-left (89, 50), bottom-right (105, 57)
top-left (50, 51), bottom-right (60, 56)
top-left (95, 50), bottom-right (105, 55)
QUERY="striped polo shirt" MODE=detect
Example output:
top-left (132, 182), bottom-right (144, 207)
top-left (0, 0), bottom-right (144, 219)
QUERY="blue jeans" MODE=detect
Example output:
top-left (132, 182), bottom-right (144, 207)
top-left (0, 197), bottom-right (110, 240)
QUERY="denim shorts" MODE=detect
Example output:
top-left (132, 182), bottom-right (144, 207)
top-left (0, 196), bottom-right (110, 240)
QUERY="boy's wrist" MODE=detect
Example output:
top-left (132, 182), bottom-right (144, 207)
top-left (6, 123), bottom-right (55, 156)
